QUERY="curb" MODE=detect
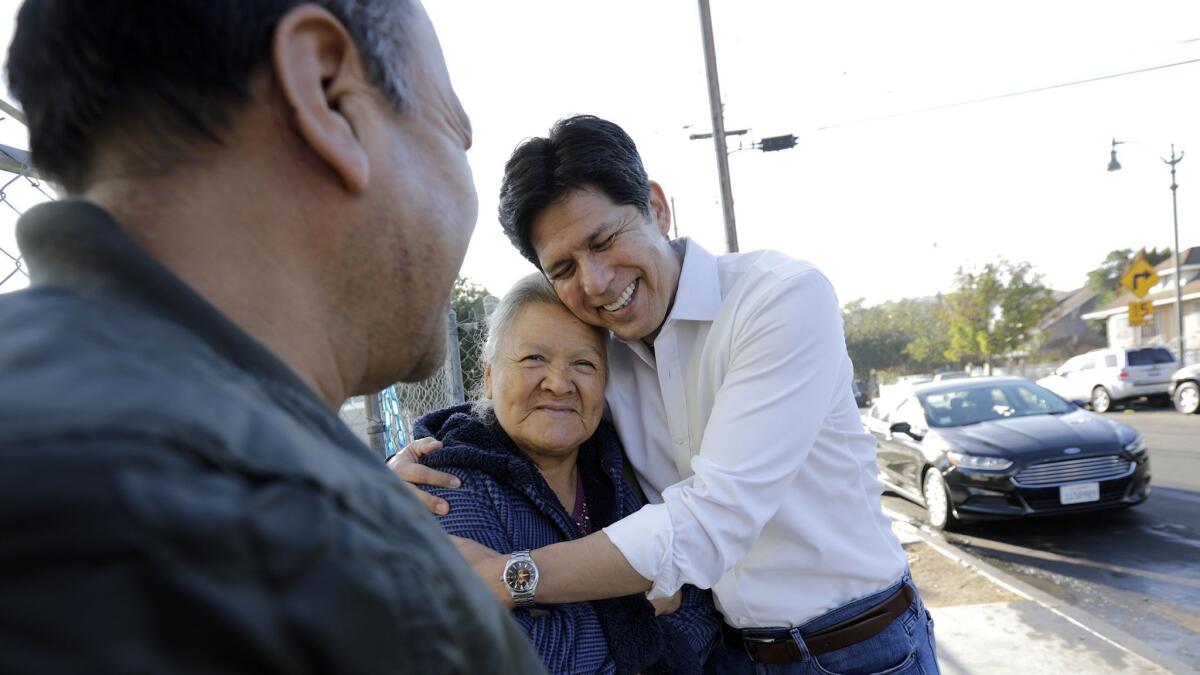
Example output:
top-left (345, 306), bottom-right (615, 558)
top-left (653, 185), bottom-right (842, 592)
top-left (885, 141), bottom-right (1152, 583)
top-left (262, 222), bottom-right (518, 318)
top-left (883, 506), bottom-right (1194, 674)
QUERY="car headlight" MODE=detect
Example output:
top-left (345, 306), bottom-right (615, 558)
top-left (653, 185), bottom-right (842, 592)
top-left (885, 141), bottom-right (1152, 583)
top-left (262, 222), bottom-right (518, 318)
top-left (947, 451), bottom-right (1013, 471)
top-left (1123, 436), bottom-right (1147, 456)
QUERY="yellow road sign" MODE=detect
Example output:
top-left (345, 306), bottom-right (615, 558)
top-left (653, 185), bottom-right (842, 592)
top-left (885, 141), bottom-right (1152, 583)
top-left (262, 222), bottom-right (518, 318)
top-left (1120, 252), bottom-right (1160, 298)
top-left (1128, 300), bottom-right (1154, 327)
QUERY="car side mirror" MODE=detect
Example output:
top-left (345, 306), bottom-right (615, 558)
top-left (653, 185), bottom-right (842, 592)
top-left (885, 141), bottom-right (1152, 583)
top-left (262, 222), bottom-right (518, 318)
top-left (889, 421), bottom-right (923, 441)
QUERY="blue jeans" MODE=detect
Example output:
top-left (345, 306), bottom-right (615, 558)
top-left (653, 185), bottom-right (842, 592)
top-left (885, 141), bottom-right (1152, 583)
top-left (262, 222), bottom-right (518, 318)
top-left (704, 575), bottom-right (939, 675)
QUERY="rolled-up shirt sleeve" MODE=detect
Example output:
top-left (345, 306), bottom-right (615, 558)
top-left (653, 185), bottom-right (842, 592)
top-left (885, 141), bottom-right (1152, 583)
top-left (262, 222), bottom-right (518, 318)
top-left (604, 269), bottom-right (844, 598)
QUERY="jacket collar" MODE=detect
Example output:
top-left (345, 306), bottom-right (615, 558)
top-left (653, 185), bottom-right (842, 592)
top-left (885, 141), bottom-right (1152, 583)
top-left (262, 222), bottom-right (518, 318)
top-left (16, 200), bottom-right (326, 412)
top-left (416, 404), bottom-right (627, 537)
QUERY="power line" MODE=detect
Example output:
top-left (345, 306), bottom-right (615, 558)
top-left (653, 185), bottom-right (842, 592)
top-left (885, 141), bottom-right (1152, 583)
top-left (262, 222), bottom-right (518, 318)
top-left (818, 57), bottom-right (1200, 132)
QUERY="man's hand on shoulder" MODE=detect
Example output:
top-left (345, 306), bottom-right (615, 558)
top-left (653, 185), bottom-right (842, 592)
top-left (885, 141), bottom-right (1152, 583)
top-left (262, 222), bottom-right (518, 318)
top-left (386, 437), bottom-right (460, 515)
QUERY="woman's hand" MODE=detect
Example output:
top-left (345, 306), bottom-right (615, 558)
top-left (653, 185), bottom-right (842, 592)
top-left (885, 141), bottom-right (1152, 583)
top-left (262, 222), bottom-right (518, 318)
top-left (386, 437), bottom-right (461, 515)
top-left (648, 589), bottom-right (682, 616)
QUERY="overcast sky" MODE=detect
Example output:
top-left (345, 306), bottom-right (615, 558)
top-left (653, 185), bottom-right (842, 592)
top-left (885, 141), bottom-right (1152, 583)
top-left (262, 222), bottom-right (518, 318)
top-left (4, 1), bottom-right (1200, 305)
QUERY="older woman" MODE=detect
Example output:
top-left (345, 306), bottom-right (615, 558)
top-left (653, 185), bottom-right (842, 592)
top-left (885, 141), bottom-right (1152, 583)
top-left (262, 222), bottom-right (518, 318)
top-left (415, 273), bottom-right (718, 675)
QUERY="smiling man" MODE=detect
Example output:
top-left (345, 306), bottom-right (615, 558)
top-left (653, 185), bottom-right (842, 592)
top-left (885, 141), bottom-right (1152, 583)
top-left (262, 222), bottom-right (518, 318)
top-left (398, 114), bottom-right (939, 673)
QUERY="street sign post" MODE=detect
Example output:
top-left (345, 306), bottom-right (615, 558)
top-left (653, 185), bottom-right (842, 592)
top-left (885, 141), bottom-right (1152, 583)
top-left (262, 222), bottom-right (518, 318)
top-left (1128, 300), bottom-right (1154, 327)
top-left (1120, 251), bottom-right (1160, 298)
top-left (1122, 251), bottom-right (1160, 329)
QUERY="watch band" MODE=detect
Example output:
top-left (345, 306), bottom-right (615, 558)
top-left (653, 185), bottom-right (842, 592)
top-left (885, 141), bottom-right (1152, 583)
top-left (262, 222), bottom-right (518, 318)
top-left (502, 550), bottom-right (538, 608)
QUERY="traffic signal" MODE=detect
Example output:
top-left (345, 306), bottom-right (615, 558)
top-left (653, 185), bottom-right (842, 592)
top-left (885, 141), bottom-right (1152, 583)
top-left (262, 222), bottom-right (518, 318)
top-left (760, 134), bottom-right (797, 152)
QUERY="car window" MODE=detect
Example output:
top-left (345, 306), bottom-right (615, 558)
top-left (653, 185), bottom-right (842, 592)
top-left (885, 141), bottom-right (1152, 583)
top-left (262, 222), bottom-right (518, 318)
top-left (920, 382), bottom-right (1072, 427)
top-left (869, 397), bottom-right (901, 422)
top-left (1104, 354), bottom-right (1118, 368)
top-left (895, 398), bottom-right (928, 433)
top-left (1127, 347), bottom-right (1176, 366)
top-left (1012, 386), bottom-right (1068, 415)
top-left (1059, 356), bottom-right (1081, 375)
top-left (1078, 357), bottom-right (1095, 371)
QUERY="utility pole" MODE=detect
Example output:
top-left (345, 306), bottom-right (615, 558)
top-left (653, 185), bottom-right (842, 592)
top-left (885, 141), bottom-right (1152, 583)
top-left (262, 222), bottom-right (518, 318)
top-left (1165, 145), bottom-right (1187, 366)
top-left (670, 196), bottom-right (679, 239)
top-left (697, 0), bottom-right (738, 252)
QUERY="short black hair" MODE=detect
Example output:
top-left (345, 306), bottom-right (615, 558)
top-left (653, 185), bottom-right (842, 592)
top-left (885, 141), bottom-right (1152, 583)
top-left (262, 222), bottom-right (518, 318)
top-left (498, 115), bottom-right (650, 267)
top-left (6, 0), bottom-right (413, 193)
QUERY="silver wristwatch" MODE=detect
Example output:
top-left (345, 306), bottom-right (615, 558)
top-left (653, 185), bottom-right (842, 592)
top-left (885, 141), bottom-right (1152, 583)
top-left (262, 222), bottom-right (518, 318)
top-left (501, 550), bottom-right (539, 608)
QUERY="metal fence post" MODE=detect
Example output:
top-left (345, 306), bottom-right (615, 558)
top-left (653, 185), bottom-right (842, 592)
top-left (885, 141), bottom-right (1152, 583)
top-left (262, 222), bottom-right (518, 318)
top-left (446, 307), bottom-right (466, 404)
top-left (364, 393), bottom-right (388, 459)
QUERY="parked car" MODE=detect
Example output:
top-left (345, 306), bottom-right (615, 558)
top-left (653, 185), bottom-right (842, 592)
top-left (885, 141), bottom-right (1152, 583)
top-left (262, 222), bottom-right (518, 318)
top-left (1037, 347), bottom-right (1176, 413)
top-left (862, 376), bottom-right (1150, 530)
top-left (852, 380), bottom-right (870, 408)
top-left (1171, 364), bottom-right (1200, 414)
top-left (933, 371), bottom-right (970, 382)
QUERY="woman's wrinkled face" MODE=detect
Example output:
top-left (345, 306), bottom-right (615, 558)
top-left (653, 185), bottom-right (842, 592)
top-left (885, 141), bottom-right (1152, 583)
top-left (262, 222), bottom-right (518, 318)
top-left (485, 301), bottom-right (606, 459)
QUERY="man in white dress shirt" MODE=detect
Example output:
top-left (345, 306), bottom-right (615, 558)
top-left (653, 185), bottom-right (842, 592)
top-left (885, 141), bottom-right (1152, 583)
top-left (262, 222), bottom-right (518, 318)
top-left (396, 115), bottom-right (939, 673)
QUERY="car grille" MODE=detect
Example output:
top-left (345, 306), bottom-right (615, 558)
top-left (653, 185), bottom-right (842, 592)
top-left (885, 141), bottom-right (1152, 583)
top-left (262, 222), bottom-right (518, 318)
top-left (1012, 454), bottom-right (1134, 488)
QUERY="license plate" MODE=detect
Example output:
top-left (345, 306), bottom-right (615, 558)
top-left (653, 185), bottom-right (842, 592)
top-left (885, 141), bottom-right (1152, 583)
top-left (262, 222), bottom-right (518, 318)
top-left (1060, 482), bottom-right (1100, 505)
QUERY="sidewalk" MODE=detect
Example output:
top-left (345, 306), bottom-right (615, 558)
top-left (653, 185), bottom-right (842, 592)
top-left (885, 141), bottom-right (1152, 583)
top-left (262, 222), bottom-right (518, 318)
top-left (889, 515), bottom-right (1191, 674)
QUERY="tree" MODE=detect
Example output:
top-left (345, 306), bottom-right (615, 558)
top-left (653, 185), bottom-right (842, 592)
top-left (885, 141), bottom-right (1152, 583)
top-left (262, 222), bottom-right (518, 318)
top-left (899, 297), bottom-right (954, 372)
top-left (451, 276), bottom-right (492, 398)
top-left (843, 298), bottom-right (912, 379)
top-left (1086, 247), bottom-right (1172, 307)
top-left (942, 260), bottom-right (1053, 373)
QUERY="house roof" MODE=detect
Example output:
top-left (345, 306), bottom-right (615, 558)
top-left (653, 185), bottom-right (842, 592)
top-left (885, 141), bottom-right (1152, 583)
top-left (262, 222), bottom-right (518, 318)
top-left (1154, 245), bottom-right (1200, 273)
top-left (1038, 286), bottom-right (1098, 328)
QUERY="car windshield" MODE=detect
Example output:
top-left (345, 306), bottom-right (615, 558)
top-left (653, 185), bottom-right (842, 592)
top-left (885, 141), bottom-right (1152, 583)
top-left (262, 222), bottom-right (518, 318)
top-left (918, 381), bottom-right (1074, 428)
top-left (1126, 347), bottom-right (1175, 366)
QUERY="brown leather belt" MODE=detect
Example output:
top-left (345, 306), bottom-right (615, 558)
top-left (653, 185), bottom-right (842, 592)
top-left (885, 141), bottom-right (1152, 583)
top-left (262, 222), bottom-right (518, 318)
top-left (720, 584), bottom-right (915, 664)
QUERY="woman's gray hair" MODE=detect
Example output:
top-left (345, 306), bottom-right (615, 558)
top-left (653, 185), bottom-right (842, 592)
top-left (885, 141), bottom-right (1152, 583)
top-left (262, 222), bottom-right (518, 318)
top-left (471, 273), bottom-right (604, 417)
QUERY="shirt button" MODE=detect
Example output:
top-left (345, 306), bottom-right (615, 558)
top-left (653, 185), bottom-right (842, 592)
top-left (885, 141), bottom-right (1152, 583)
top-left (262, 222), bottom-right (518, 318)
top-left (738, 617), bottom-right (749, 626)
top-left (674, 437), bottom-right (686, 446)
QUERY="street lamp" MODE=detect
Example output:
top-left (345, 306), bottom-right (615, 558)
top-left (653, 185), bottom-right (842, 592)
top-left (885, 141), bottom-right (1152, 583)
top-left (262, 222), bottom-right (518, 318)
top-left (1108, 138), bottom-right (1187, 366)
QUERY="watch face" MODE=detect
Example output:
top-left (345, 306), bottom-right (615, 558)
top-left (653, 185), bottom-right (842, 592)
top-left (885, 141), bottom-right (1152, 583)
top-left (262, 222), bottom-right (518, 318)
top-left (505, 560), bottom-right (538, 592)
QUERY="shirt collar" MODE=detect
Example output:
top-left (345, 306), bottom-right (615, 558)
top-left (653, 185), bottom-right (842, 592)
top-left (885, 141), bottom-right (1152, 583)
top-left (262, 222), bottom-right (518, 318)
top-left (663, 237), bottom-right (722, 323)
top-left (16, 199), bottom-right (325, 408)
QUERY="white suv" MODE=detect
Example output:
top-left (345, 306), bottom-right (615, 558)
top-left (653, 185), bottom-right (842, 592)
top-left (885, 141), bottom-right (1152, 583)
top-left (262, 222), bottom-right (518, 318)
top-left (1037, 347), bottom-right (1177, 412)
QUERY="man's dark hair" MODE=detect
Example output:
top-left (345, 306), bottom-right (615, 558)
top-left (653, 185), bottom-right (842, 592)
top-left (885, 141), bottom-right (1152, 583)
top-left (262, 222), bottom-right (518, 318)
top-left (6, 0), bottom-right (414, 193)
top-left (498, 115), bottom-right (650, 267)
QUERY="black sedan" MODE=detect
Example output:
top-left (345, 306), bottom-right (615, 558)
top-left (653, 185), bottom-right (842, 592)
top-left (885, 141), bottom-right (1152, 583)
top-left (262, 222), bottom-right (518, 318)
top-left (862, 376), bottom-right (1151, 530)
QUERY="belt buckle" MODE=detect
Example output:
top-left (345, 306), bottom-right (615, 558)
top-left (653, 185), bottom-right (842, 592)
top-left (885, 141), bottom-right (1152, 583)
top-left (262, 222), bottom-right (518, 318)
top-left (741, 633), bottom-right (783, 662)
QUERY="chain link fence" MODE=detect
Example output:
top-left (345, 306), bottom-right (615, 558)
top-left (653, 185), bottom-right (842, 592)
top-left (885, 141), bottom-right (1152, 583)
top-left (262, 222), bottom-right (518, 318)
top-left (342, 308), bottom-right (490, 459)
top-left (0, 108), bottom-right (55, 293)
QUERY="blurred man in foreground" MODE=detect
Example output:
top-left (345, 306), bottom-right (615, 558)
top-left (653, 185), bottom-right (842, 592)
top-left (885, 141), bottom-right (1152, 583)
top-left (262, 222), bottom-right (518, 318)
top-left (0, 1), bottom-right (543, 671)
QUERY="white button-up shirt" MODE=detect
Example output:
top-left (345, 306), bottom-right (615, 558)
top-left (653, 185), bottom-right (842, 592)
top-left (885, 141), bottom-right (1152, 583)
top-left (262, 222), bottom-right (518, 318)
top-left (603, 239), bottom-right (907, 627)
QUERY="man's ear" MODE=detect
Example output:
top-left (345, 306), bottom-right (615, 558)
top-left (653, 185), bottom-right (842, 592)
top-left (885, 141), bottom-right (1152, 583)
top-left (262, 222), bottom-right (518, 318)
top-left (272, 5), bottom-right (370, 193)
top-left (648, 181), bottom-right (672, 237)
top-left (484, 362), bottom-right (494, 400)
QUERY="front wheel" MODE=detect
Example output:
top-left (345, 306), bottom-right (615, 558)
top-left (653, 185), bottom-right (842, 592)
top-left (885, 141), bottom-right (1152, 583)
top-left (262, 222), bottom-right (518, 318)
top-left (1175, 381), bottom-right (1200, 414)
top-left (1091, 386), bottom-right (1112, 413)
top-left (923, 467), bottom-right (958, 531)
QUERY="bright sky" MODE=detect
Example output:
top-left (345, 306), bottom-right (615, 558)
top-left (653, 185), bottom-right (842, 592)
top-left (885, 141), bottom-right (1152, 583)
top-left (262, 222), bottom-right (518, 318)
top-left (3, 1), bottom-right (1200, 305)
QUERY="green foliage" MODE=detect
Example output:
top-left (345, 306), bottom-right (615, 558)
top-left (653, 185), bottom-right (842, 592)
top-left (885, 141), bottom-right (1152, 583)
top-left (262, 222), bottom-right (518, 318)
top-left (942, 260), bottom-right (1054, 371)
top-left (451, 276), bottom-right (491, 398)
top-left (1086, 247), bottom-right (1171, 307)
top-left (842, 297), bottom-right (955, 381)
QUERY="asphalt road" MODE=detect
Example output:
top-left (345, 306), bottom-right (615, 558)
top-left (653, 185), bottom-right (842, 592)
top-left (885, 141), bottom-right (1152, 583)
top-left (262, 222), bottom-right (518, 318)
top-left (1107, 407), bottom-right (1200, 490)
top-left (881, 407), bottom-right (1200, 668)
